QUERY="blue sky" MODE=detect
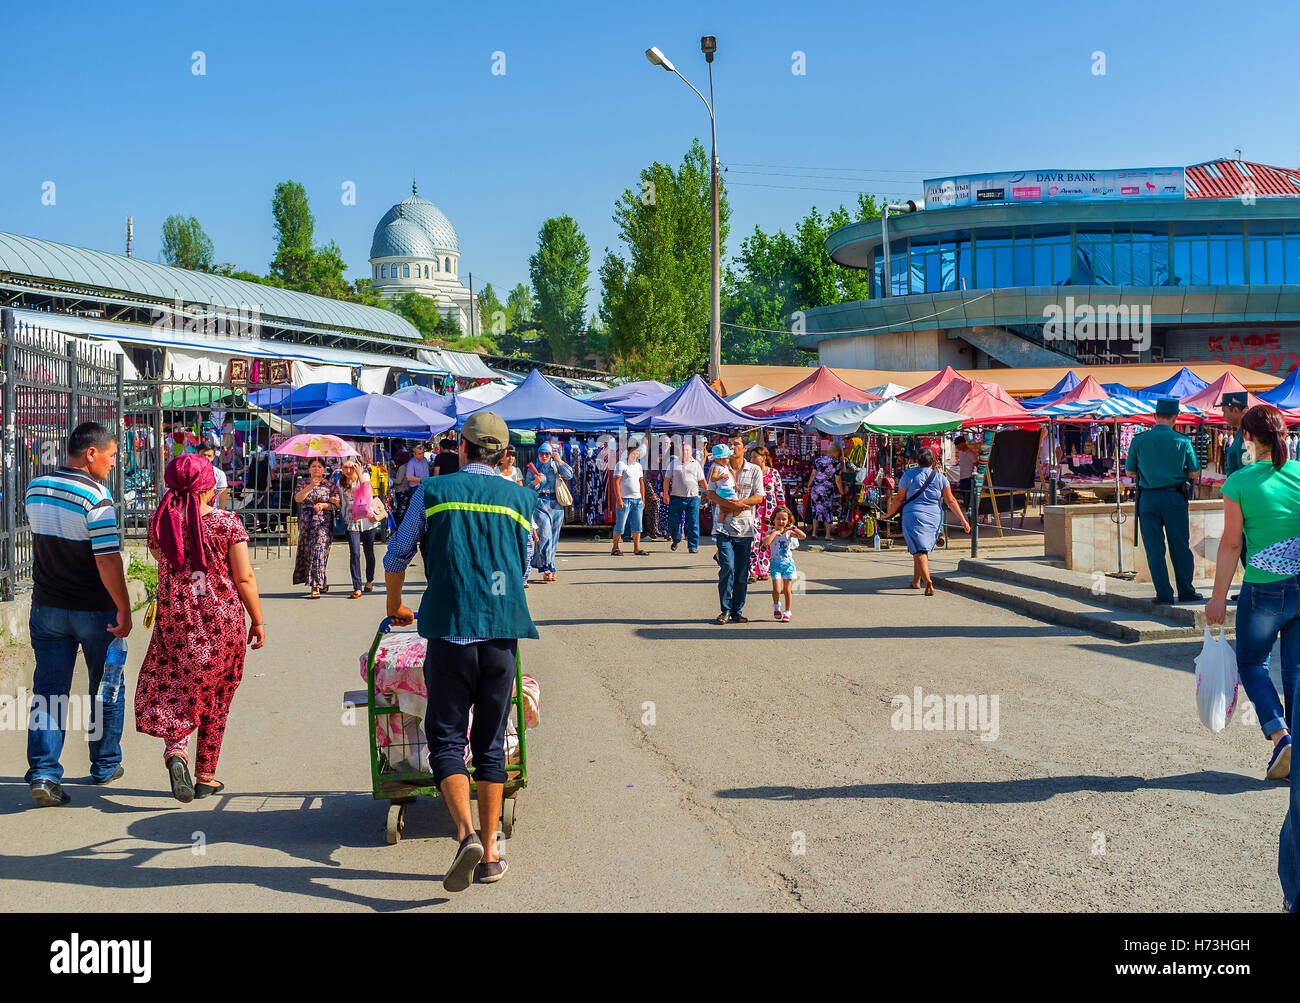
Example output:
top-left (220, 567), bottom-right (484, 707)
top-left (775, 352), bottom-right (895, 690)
top-left (2, 0), bottom-right (1296, 315)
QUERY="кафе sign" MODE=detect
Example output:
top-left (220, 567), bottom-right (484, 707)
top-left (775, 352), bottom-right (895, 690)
top-left (1164, 328), bottom-right (1300, 375)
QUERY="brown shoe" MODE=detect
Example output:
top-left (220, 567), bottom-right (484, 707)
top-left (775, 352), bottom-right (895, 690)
top-left (474, 859), bottom-right (509, 884)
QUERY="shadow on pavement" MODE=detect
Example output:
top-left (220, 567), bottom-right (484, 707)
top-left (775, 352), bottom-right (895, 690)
top-left (715, 771), bottom-right (1276, 804)
top-left (0, 782), bottom-right (452, 910)
top-left (637, 624), bottom-right (1073, 641)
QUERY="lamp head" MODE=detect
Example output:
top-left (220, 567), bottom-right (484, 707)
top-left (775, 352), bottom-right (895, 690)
top-left (700, 35), bottom-right (716, 62)
top-left (645, 46), bottom-right (675, 72)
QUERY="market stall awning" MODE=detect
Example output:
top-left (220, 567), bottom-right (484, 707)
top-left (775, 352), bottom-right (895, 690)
top-left (809, 397), bottom-right (967, 435)
top-left (724, 384), bottom-right (778, 409)
top-left (1039, 396), bottom-right (1208, 422)
top-left (249, 382), bottom-right (365, 417)
top-left (587, 380), bottom-right (673, 404)
top-left (1259, 368), bottom-right (1300, 408)
top-left (457, 368), bottom-right (621, 430)
top-left (898, 366), bottom-right (965, 406)
top-left (159, 385), bottom-right (244, 409)
top-left (744, 366), bottom-right (880, 417)
top-left (296, 393), bottom-right (454, 437)
top-left (865, 382), bottom-right (910, 399)
top-left (1179, 372), bottom-right (1266, 411)
top-left (389, 385), bottom-right (457, 417)
top-left (1018, 371), bottom-right (1084, 409)
top-left (1048, 375), bottom-right (1110, 406)
top-left (626, 374), bottom-right (773, 430)
top-left (1141, 366), bottom-right (1210, 398)
top-left (927, 376), bottom-right (1040, 427)
top-left (416, 348), bottom-right (500, 380)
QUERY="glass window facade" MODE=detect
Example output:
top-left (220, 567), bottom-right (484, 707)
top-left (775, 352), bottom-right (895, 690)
top-left (872, 217), bottom-right (1298, 296)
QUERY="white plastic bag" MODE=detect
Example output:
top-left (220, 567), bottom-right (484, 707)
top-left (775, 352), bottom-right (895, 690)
top-left (1194, 626), bottom-right (1240, 733)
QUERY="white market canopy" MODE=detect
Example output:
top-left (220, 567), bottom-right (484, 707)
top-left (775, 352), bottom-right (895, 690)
top-left (865, 382), bottom-right (910, 399)
top-left (723, 384), bottom-right (778, 409)
top-left (809, 397), bottom-right (967, 435)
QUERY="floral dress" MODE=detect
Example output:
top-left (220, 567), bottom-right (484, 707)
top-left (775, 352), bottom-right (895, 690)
top-left (750, 465), bottom-right (787, 579)
top-left (135, 510), bottom-right (249, 778)
top-left (293, 480), bottom-right (340, 589)
top-left (809, 455), bottom-right (842, 522)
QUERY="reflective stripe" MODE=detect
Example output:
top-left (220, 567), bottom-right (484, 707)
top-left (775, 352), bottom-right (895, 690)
top-left (425, 501), bottom-right (532, 532)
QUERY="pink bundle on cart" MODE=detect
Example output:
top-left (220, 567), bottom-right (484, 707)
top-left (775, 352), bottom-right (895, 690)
top-left (360, 634), bottom-right (540, 773)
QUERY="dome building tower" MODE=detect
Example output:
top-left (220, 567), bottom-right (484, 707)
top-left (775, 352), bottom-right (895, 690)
top-left (368, 181), bottom-right (479, 334)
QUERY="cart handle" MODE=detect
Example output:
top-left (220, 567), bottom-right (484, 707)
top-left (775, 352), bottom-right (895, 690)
top-left (379, 616), bottom-right (393, 634)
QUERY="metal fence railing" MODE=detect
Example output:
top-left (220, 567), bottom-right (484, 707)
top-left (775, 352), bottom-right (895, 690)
top-left (0, 308), bottom-right (125, 600)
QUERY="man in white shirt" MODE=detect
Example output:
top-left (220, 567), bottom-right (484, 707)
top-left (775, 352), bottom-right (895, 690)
top-left (197, 443), bottom-right (228, 510)
top-left (662, 443), bottom-right (707, 553)
top-left (612, 441), bottom-right (648, 556)
top-left (707, 434), bottom-right (766, 624)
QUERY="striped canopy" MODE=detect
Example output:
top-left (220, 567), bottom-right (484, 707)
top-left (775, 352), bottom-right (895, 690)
top-left (1038, 397), bottom-right (1206, 420)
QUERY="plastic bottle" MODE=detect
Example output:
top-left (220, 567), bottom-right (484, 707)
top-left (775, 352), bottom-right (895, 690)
top-left (101, 637), bottom-right (127, 703)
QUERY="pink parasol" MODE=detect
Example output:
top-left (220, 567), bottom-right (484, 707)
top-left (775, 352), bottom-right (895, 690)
top-left (273, 433), bottom-right (359, 458)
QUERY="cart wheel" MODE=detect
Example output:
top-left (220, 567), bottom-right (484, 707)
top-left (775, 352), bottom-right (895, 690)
top-left (385, 801), bottom-right (407, 845)
top-left (500, 797), bottom-right (516, 839)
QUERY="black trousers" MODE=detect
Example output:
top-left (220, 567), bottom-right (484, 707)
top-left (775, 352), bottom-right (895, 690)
top-left (423, 638), bottom-right (517, 786)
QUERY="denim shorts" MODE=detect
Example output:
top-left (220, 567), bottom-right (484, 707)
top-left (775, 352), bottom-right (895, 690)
top-left (614, 497), bottom-right (643, 535)
top-left (770, 560), bottom-right (797, 581)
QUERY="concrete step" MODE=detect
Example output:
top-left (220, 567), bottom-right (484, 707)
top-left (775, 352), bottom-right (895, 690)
top-left (938, 574), bottom-right (1212, 643)
top-left (955, 557), bottom-right (1235, 630)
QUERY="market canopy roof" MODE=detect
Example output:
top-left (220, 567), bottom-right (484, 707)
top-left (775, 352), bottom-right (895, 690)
top-left (865, 382), bottom-right (910, 399)
top-left (415, 347), bottom-right (500, 379)
top-left (724, 384), bottom-right (778, 409)
top-left (898, 366), bottom-right (964, 406)
top-left (249, 382), bottom-right (364, 417)
top-left (1259, 368), bottom-right (1300, 408)
top-left (718, 362), bottom-right (1281, 397)
top-left (587, 380), bottom-right (673, 404)
top-left (458, 368), bottom-right (620, 430)
top-left (389, 384), bottom-right (457, 416)
top-left (1178, 371), bottom-right (1267, 411)
top-left (1018, 371), bottom-right (1084, 409)
top-left (1048, 375), bottom-right (1110, 407)
top-left (809, 397), bottom-right (967, 435)
top-left (1139, 366), bottom-right (1210, 398)
top-left (626, 374), bottom-right (772, 430)
top-left (743, 366), bottom-right (879, 417)
top-left (1039, 397), bottom-right (1208, 422)
top-left (927, 377), bottom-right (1040, 426)
top-left (296, 393), bottom-right (455, 437)
top-left (159, 385), bottom-right (243, 409)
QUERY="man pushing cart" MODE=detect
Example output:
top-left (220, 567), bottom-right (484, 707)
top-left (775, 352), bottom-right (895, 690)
top-left (383, 411), bottom-right (538, 892)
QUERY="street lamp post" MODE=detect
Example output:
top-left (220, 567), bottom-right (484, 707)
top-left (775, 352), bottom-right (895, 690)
top-left (646, 39), bottom-right (721, 383)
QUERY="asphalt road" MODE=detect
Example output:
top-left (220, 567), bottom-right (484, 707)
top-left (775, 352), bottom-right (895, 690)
top-left (0, 536), bottom-right (1290, 912)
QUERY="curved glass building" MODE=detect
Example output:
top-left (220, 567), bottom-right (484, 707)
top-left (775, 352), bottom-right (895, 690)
top-left (801, 160), bottom-right (1300, 375)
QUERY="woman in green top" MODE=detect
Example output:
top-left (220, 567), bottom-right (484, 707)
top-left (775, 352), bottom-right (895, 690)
top-left (1205, 404), bottom-right (1296, 783)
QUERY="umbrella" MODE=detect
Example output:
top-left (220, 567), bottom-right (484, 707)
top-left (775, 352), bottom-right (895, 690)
top-left (390, 385), bottom-right (457, 416)
top-left (274, 434), bottom-right (359, 458)
top-left (809, 397), bottom-right (967, 436)
top-left (249, 382), bottom-right (364, 417)
top-left (296, 393), bottom-right (455, 437)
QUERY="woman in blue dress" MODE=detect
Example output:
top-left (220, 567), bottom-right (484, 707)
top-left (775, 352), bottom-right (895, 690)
top-left (883, 447), bottom-right (970, 596)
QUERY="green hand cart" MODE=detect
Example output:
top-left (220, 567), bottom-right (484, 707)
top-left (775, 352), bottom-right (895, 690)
top-left (349, 617), bottom-right (529, 845)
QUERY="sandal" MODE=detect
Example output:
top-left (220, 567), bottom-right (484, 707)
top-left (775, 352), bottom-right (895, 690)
top-left (363, 583), bottom-right (374, 593)
top-left (308, 590), bottom-right (320, 600)
top-left (634, 550), bottom-right (649, 556)
top-left (167, 756), bottom-right (194, 803)
top-left (713, 613), bottom-right (729, 625)
top-left (610, 549), bottom-right (623, 557)
top-left (194, 780), bottom-right (225, 799)
top-left (350, 590), bottom-right (363, 599)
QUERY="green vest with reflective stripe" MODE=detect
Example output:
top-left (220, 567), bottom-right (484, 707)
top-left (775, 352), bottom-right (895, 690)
top-left (417, 472), bottom-right (539, 641)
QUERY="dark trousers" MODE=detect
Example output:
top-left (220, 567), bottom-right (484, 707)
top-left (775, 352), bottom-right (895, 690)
top-left (423, 638), bottom-right (517, 786)
top-left (715, 533), bottom-right (754, 616)
top-left (1138, 487), bottom-right (1196, 601)
top-left (348, 528), bottom-right (375, 591)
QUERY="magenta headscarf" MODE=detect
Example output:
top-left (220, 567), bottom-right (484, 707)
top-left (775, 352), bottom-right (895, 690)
top-left (150, 453), bottom-right (216, 573)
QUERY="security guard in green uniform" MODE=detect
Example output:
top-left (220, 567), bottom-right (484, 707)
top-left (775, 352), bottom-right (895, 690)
top-left (1125, 397), bottom-right (1203, 604)
top-left (1220, 391), bottom-right (1248, 477)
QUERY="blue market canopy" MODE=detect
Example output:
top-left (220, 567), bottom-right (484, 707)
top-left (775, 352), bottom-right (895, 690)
top-left (389, 384), bottom-right (457, 417)
top-left (296, 393), bottom-right (454, 437)
top-left (1100, 382), bottom-right (1154, 400)
top-left (1259, 368), bottom-right (1300, 408)
top-left (249, 382), bottom-right (365, 417)
top-left (587, 380), bottom-right (674, 404)
top-left (1139, 366), bottom-right (1209, 399)
top-left (625, 374), bottom-right (774, 430)
top-left (1018, 371), bottom-right (1083, 409)
top-left (457, 368), bottom-right (621, 430)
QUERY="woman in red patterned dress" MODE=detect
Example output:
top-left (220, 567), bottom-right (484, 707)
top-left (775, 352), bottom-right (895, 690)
top-left (135, 454), bottom-right (266, 803)
top-left (749, 446), bottom-right (787, 582)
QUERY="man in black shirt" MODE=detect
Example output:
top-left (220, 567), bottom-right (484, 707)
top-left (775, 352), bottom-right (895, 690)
top-left (432, 436), bottom-right (461, 477)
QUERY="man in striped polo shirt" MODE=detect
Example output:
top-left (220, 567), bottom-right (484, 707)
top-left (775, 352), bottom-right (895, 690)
top-left (24, 421), bottom-right (132, 807)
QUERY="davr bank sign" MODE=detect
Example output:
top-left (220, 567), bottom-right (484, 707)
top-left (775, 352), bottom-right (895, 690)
top-left (924, 167), bottom-right (1185, 209)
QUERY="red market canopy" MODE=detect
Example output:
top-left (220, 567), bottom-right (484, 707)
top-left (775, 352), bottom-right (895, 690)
top-left (743, 366), bottom-right (880, 417)
top-left (897, 365), bottom-right (963, 406)
top-left (927, 376), bottom-right (1040, 427)
top-left (1178, 372), bottom-right (1267, 412)
top-left (1051, 375), bottom-right (1111, 406)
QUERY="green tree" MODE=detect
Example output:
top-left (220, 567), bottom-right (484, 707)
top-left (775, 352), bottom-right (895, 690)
top-left (599, 139), bottom-right (729, 381)
top-left (528, 216), bottom-right (591, 365)
top-left (476, 282), bottom-right (508, 336)
top-left (391, 291), bottom-right (445, 340)
top-left (269, 180), bottom-right (315, 286)
top-left (160, 215), bottom-right (215, 272)
top-left (506, 282), bottom-right (535, 330)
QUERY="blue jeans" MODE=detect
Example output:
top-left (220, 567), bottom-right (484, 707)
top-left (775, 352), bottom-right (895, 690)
top-left (614, 497), bottom-right (643, 537)
top-left (715, 533), bottom-right (754, 616)
top-left (26, 606), bottom-right (125, 786)
top-left (1234, 577), bottom-right (1300, 739)
top-left (668, 495), bottom-right (700, 550)
top-left (534, 497), bottom-right (564, 572)
top-left (1283, 693), bottom-right (1300, 910)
